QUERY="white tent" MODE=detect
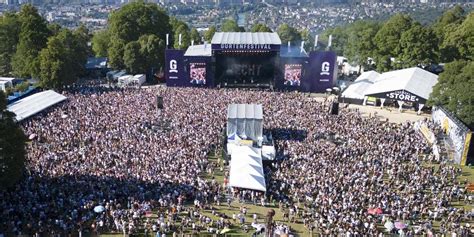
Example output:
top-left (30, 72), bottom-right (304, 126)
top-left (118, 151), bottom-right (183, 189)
top-left (341, 71), bottom-right (380, 100)
top-left (228, 146), bottom-right (266, 192)
top-left (7, 90), bottom-right (67, 122)
top-left (227, 104), bottom-right (263, 141)
top-left (364, 67), bottom-right (438, 102)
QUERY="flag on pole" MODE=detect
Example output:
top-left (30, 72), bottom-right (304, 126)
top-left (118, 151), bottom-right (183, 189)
top-left (328, 35), bottom-right (333, 49)
top-left (314, 35), bottom-right (318, 49)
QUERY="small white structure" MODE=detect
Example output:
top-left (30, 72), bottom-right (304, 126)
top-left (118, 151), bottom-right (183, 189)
top-left (0, 77), bottom-right (15, 92)
top-left (0, 81), bottom-right (12, 92)
top-left (118, 74), bottom-right (146, 87)
top-left (227, 104), bottom-right (263, 141)
top-left (7, 90), bottom-right (67, 122)
top-left (118, 75), bottom-right (132, 85)
top-left (131, 74), bottom-right (146, 86)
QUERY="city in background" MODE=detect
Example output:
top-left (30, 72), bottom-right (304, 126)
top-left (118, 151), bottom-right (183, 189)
top-left (0, 1), bottom-right (473, 33)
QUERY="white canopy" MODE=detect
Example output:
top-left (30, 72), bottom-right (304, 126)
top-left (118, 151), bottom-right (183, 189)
top-left (228, 146), bottom-right (266, 192)
top-left (227, 104), bottom-right (263, 141)
top-left (7, 90), bottom-right (67, 122)
top-left (364, 67), bottom-right (438, 101)
top-left (341, 71), bottom-right (380, 100)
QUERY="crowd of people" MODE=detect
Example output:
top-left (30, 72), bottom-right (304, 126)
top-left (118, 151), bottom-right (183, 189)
top-left (0, 85), bottom-right (473, 236)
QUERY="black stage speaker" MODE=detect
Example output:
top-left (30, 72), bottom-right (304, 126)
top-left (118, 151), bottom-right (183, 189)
top-left (330, 102), bottom-right (339, 115)
top-left (157, 96), bottom-right (163, 109)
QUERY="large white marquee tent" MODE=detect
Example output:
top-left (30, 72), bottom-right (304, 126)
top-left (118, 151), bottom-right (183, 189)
top-left (341, 67), bottom-right (438, 112)
top-left (363, 67), bottom-right (438, 102)
top-left (7, 90), bottom-right (67, 122)
top-left (227, 104), bottom-right (263, 141)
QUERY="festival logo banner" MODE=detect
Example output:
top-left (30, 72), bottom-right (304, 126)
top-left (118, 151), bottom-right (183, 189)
top-left (303, 51), bottom-right (337, 92)
top-left (165, 49), bottom-right (185, 87)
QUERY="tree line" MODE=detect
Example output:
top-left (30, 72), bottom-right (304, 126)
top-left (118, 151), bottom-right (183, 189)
top-left (319, 6), bottom-right (472, 72)
top-left (0, 4), bottom-right (89, 89)
top-left (0, 3), bottom-right (472, 128)
top-left (316, 6), bottom-right (473, 128)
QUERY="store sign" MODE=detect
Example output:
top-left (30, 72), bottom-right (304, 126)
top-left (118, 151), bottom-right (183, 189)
top-left (386, 90), bottom-right (419, 102)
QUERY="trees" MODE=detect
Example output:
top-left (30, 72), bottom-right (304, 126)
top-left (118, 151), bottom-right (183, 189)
top-left (123, 34), bottom-right (165, 75)
top-left (0, 12), bottom-right (21, 76)
top-left (251, 23), bottom-right (272, 32)
top-left (374, 14), bottom-right (413, 71)
top-left (139, 34), bottom-right (165, 74)
top-left (277, 23), bottom-right (301, 44)
top-left (428, 60), bottom-right (474, 128)
top-left (320, 26), bottom-right (348, 55)
top-left (204, 25), bottom-right (217, 42)
top-left (432, 6), bottom-right (466, 63)
top-left (299, 29), bottom-right (314, 52)
top-left (0, 90), bottom-right (27, 189)
top-left (221, 19), bottom-right (241, 32)
top-left (344, 21), bottom-right (380, 71)
top-left (344, 21), bottom-right (380, 69)
top-left (432, 5), bottom-right (465, 40)
top-left (444, 12), bottom-right (474, 62)
top-left (108, 2), bottom-right (170, 69)
top-left (173, 24), bottom-right (190, 50)
top-left (397, 23), bottom-right (438, 68)
top-left (38, 29), bottom-right (88, 88)
top-left (11, 4), bottom-right (50, 78)
top-left (190, 28), bottom-right (201, 44)
top-left (92, 30), bottom-right (110, 57)
top-left (123, 41), bottom-right (143, 74)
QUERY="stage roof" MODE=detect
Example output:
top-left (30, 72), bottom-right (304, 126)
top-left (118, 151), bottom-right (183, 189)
top-left (364, 67), bottom-right (438, 101)
top-left (211, 32), bottom-right (282, 45)
top-left (228, 146), bottom-right (266, 192)
top-left (184, 44), bottom-right (212, 57)
top-left (7, 90), bottom-right (67, 122)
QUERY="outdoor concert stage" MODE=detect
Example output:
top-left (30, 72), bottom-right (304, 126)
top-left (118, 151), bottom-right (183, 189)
top-left (165, 32), bottom-right (337, 92)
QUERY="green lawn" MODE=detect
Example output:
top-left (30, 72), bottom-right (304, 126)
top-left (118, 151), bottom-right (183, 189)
top-left (100, 152), bottom-right (474, 236)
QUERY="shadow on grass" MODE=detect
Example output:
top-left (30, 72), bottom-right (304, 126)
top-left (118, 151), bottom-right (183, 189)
top-left (1, 171), bottom-right (200, 237)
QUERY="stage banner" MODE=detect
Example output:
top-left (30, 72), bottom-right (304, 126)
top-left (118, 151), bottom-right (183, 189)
top-left (303, 51), bottom-right (337, 92)
top-left (165, 49), bottom-right (185, 87)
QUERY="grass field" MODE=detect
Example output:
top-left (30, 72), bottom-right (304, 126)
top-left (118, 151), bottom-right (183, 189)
top-left (100, 152), bottom-right (474, 237)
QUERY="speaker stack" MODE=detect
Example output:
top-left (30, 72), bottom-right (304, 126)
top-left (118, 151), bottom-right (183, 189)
top-left (329, 102), bottom-right (339, 115)
top-left (157, 96), bottom-right (164, 109)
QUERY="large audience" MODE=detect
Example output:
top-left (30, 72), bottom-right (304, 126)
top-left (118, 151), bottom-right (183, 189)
top-left (0, 86), bottom-right (472, 236)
